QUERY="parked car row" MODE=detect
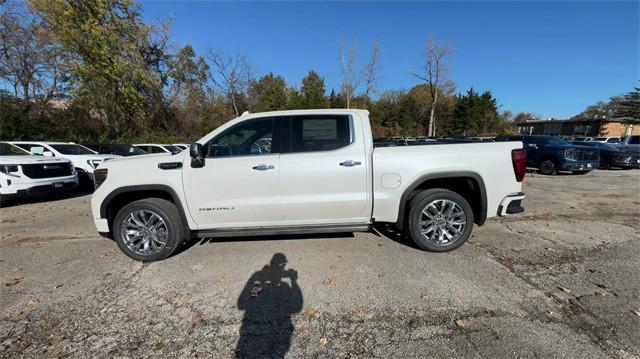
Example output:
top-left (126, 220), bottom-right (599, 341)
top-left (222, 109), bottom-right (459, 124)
top-left (375, 135), bottom-right (639, 175)
top-left (0, 140), bottom-right (190, 205)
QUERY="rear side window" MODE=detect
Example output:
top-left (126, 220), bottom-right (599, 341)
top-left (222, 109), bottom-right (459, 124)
top-left (290, 115), bottom-right (351, 153)
top-left (629, 136), bottom-right (640, 145)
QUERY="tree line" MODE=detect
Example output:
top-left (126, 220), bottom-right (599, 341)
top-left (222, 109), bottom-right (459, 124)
top-left (2, 0), bottom-right (634, 143)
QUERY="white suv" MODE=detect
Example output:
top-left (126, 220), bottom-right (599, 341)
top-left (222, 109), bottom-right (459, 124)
top-left (11, 142), bottom-right (119, 187)
top-left (0, 142), bottom-right (78, 205)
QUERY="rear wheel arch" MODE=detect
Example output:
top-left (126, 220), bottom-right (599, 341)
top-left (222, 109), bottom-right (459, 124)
top-left (100, 185), bottom-right (190, 235)
top-left (396, 172), bottom-right (487, 230)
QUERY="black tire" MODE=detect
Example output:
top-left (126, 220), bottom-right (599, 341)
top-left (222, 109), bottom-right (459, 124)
top-left (76, 169), bottom-right (94, 192)
top-left (406, 189), bottom-right (474, 252)
top-left (539, 160), bottom-right (557, 175)
top-left (572, 171), bottom-right (590, 175)
top-left (599, 159), bottom-right (611, 170)
top-left (113, 198), bottom-right (186, 262)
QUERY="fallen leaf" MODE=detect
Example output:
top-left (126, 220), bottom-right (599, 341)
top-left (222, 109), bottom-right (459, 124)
top-left (632, 308), bottom-right (640, 317)
top-left (26, 298), bottom-right (39, 308)
top-left (322, 278), bottom-right (336, 286)
top-left (4, 277), bottom-right (23, 287)
top-left (558, 287), bottom-right (572, 294)
top-left (354, 305), bottom-right (365, 313)
top-left (191, 314), bottom-right (203, 322)
top-left (250, 286), bottom-right (263, 297)
top-left (303, 310), bottom-right (321, 318)
top-left (9, 309), bottom-right (22, 320)
top-left (217, 276), bottom-right (225, 284)
top-left (454, 319), bottom-right (465, 328)
top-left (420, 292), bottom-right (429, 300)
top-left (319, 337), bottom-right (329, 346)
top-left (298, 328), bottom-right (311, 337)
top-left (329, 264), bottom-right (336, 270)
top-left (184, 293), bottom-right (193, 301)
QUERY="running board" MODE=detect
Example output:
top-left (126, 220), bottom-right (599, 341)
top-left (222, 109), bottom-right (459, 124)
top-left (196, 224), bottom-right (371, 238)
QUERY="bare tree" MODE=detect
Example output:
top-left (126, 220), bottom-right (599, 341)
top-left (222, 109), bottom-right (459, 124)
top-left (0, 3), bottom-right (65, 103)
top-left (339, 41), bottom-right (359, 109)
top-left (411, 37), bottom-right (452, 137)
top-left (360, 42), bottom-right (382, 109)
top-left (208, 51), bottom-right (251, 116)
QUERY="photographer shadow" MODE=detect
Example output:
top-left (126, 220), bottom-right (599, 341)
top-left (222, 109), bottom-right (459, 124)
top-left (235, 253), bottom-right (303, 359)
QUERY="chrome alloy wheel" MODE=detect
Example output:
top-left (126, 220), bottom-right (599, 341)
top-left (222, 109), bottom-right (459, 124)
top-left (418, 199), bottom-right (467, 246)
top-left (120, 209), bottom-right (168, 256)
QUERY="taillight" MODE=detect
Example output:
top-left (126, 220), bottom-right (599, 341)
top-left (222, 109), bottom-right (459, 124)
top-left (512, 149), bottom-right (526, 182)
top-left (94, 168), bottom-right (108, 189)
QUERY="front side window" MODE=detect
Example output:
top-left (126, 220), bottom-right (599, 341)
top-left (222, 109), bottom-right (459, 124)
top-left (206, 118), bottom-right (275, 157)
top-left (629, 136), bottom-right (640, 145)
top-left (290, 115), bottom-right (351, 153)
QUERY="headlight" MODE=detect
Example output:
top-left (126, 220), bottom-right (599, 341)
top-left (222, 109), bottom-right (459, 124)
top-left (87, 159), bottom-right (102, 169)
top-left (0, 165), bottom-right (20, 177)
top-left (94, 168), bottom-right (108, 189)
top-left (563, 149), bottom-right (576, 161)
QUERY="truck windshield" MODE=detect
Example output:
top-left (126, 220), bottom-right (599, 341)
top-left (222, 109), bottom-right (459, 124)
top-left (162, 145), bottom-right (183, 153)
top-left (50, 144), bottom-right (96, 155)
top-left (0, 142), bottom-right (31, 156)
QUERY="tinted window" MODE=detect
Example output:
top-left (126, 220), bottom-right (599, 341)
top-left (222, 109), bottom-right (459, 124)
top-left (206, 118), bottom-right (275, 157)
top-left (0, 143), bottom-right (30, 156)
top-left (162, 145), bottom-right (182, 153)
top-left (14, 143), bottom-right (47, 155)
top-left (50, 144), bottom-right (95, 155)
top-left (290, 115), bottom-right (351, 153)
top-left (629, 136), bottom-right (640, 145)
top-left (150, 146), bottom-right (166, 153)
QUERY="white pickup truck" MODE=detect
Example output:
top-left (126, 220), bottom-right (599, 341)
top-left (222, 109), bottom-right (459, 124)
top-left (91, 109), bottom-right (527, 261)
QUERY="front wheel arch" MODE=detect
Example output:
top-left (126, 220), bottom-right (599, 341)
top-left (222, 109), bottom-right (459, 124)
top-left (100, 185), bottom-right (191, 236)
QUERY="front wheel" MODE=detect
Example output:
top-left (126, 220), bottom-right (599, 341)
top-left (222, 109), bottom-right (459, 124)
top-left (539, 160), bottom-right (557, 175)
top-left (113, 198), bottom-right (186, 261)
top-left (406, 189), bottom-right (474, 252)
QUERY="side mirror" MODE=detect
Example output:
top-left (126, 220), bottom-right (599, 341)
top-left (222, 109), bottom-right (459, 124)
top-left (42, 151), bottom-right (54, 157)
top-left (190, 143), bottom-right (205, 168)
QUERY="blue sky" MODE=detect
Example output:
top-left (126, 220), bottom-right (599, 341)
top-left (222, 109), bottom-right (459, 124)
top-left (141, 1), bottom-right (639, 119)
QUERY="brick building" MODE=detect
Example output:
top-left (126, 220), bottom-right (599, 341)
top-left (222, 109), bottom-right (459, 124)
top-left (517, 118), bottom-right (640, 137)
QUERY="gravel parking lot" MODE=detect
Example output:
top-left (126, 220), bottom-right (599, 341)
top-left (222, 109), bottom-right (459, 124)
top-left (1, 170), bottom-right (639, 358)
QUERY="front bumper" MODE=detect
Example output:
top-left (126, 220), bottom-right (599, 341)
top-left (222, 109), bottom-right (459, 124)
top-left (0, 179), bottom-right (78, 199)
top-left (498, 192), bottom-right (525, 216)
top-left (559, 160), bottom-right (598, 172)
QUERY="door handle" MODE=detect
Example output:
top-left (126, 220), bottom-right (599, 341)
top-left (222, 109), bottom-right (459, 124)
top-left (339, 160), bottom-right (361, 167)
top-left (252, 164), bottom-right (275, 171)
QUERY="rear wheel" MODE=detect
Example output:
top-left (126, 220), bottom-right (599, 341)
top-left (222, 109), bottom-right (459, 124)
top-left (599, 158), bottom-right (611, 170)
top-left (113, 198), bottom-right (185, 261)
top-left (539, 160), bottom-right (557, 175)
top-left (406, 189), bottom-right (474, 252)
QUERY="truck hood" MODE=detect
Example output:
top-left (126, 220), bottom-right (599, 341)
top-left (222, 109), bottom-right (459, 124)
top-left (100, 151), bottom-right (182, 168)
top-left (0, 156), bottom-right (71, 165)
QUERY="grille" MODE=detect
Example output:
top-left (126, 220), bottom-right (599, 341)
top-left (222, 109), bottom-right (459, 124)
top-left (574, 149), bottom-right (598, 161)
top-left (21, 163), bottom-right (73, 179)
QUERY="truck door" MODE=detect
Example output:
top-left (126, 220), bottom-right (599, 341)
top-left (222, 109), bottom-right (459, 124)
top-left (278, 114), bottom-right (370, 225)
top-left (182, 117), bottom-right (283, 228)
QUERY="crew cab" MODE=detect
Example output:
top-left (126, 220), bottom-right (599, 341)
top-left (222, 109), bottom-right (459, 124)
top-left (11, 141), bottom-right (119, 188)
top-left (92, 110), bottom-right (527, 261)
top-left (495, 135), bottom-right (599, 175)
top-left (0, 142), bottom-right (78, 205)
